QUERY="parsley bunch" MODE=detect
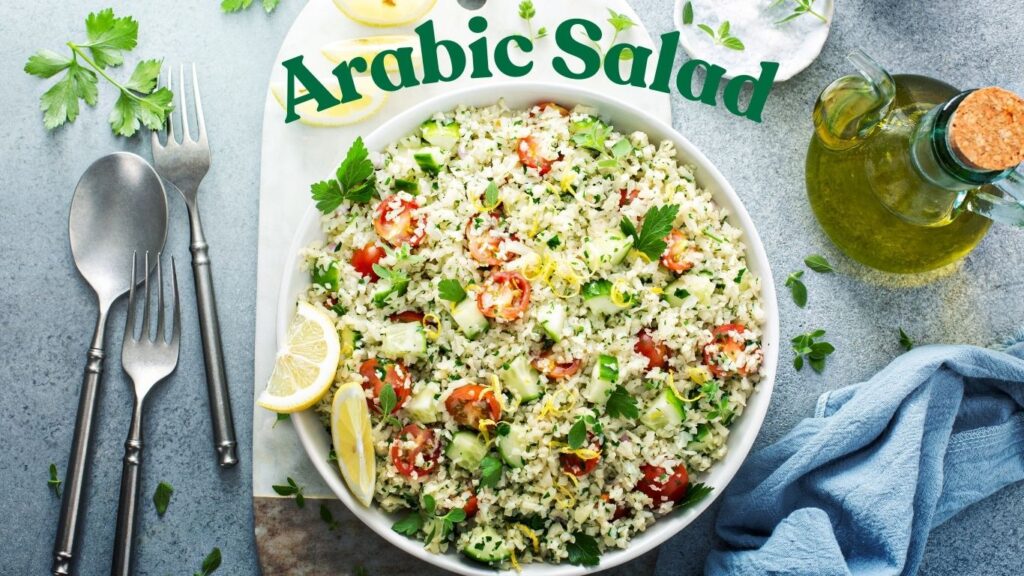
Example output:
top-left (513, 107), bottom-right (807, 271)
top-left (24, 9), bottom-right (173, 137)
top-left (311, 137), bottom-right (378, 213)
top-left (621, 204), bottom-right (681, 261)
top-left (392, 494), bottom-right (467, 544)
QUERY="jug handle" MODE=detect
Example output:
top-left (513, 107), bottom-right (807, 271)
top-left (964, 168), bottom-right (1024, 228)
top-left (813, 50), bottom-right (897, 151)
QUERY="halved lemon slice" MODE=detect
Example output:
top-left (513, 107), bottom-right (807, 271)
top-left (271, 76), bottom-right (387, 127)
top-left (321, 35), bottom-right (422, 73)
top-left (257, 302), bottom-right (341, 413)
top-left (331, 382), bottom-right (376, 507)
top-left (332, 0), bottom-right (437, 27)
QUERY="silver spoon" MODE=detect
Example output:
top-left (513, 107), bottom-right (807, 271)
top-left (53, 153), bottom-right (167, 576)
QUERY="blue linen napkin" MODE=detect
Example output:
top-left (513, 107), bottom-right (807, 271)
top-left (705, 333), bottom-right (1024, 576)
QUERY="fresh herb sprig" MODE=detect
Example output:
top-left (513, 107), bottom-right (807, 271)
top-left (377, 383), bottom-right (402, 427)
top-left (677, 482), bottom-right (713, 510)
top-left (697, 21), bottom-right (745, 51)
top-left (785, 271), bottom-right (807, 308)
top-left (222, 0), bottom-right (282, 14)
top-left (371, 264), bottom-right (410, 307)
top-left (792, 329), bottom-right (835, 373)
top-left (153, 481), bottom-right (173, 516)
top-left (272, 477), bottom-right (305, 508)
top-left (621, 204), bottom-right (681, 261)
top-left (518, 1), bottom-right (548, 42)
top-left (24, 9), bottom-right (173, 137)
top-left (392, 494), bottom-right (468, 544)
top-left (194, 547), bottom-right (222, 576)
top-left (605, 9), bottom-right (638, 61)
top-left (311, 137), bottom-right (378, 213)
top-left (48, 464), bottom-right (63, 498)
top-left (771, 0), bottom-right (828, 25)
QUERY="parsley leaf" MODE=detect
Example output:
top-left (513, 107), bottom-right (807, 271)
top-left (24, 9), bottom-right (172, 136)
top-left (605, 385), bottom-right (639, 419)
top-left (632, 204), bottom-right (680, 260)
top-left (378, 382), bottom-right (398, 419)
top-left (319, 503), bottom-right (340, 531)
top-left (438, 279), bottom-right (467, 303)
top-left (676, 482), bottom-right (713, 511)
top-left (568, 418), bottom-right (588, 449)
top-left (392, 512), bottom-right (424, 536)
top-left (480, 455), bottom-right (503, 489)
top-left (620, 216), bottom-right (638, 241)
top-left (194, 547), bottom-right (221, 576)
top-left (311, 137), bottom-right (377, 213)
top-left (273, 412), bottom-right (290, 427)
top-left (47, 463), bottom-right (62, 498)
top-left (804, 254), bottom-right (835, 273)
top-left (898, 328), bottom-right (914, 351)
top-left (572, 120), bottom-right (613, 152)
top-left (371, 264), bottom-right (410, 307)
top-left (682, 1), bottom-right (694, 25)
top-left (784, 270), bottom-right (807, 308)
top-left (222, 0), bottom-right (283, 13)
top-left (792, 330), bottom-right (834, 373)
top-left (153, 481), bottom-right (173, 517)
top-left (607, 9), bottom-right (637, 33)
top-left (272, 477), bottom-right (305, 508)
top-left (566, 532), bottom-right (601, 566)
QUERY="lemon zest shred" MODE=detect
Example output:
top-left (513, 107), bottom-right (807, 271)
top-left (631, 249), bottom-right (652, 263)
top-left (421, 313), bottom-right (440, 341)
top-left (514, 524), bottom-right (541, 553)
top-left (478, 419), bottom-right (496, 444)
top-left (559, 447), bottom-right (601, 461)
top-left (666, 370), bottom-right (703, 403)
top-left (609, 281), bottom-right (633, 308)
top-left (562, 470), bottom-right (580, 487)
top-left (560, 171), bottom-right (576, 192)
top-left (509, 548), bottom-right (521, 572)
top-left (650, 286), bottom-right (664, 295)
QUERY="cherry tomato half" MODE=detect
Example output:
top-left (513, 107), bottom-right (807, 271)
top-left (560, 433), bottom-right (602, 477)
top-left (359, 358), bottom-right (412, 414)
top-left (351, 242), bottom-right (386, 281)
top-left (531, 350), bottom-right (583, 380)
top-left (619, 188), bottom-right (640, 207)
top-left (635, 329), bottom-right (670, 372)
top-left (702, 323), bottom-right (752, 378)
top-left (374, 196), bottom-right (426, 248)
top-left (445, 384), bottom-right (502, 429)
top-left (601, 493), bottom-right (631, 520)
top-left (466, 213), bottom-right (515, 267)
top-left (635, 464), bottom-right (689, 506)
top-left (516, 135), bottom-right (552, 176)
top-left (462, 493), bottom-right (479, 518)
top-left (477, 271), bottom-right (531, 321)
top-left (661, 230), bottom-right (695, 273)
top-left (390, 424), bottom-right (442, 478)
top-left (389, 311), bottom-right (425, 323)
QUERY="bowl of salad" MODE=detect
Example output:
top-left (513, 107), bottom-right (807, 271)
top-left (274, 82), bottom-right (779, 575)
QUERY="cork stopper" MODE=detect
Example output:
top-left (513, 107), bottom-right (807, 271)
top-left (949, 87), bottom-right (1024, 171)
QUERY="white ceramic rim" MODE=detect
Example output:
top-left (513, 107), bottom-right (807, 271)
top-left (672, 0), bottom-right (835, 83)
top-left (276, 81), bottom-right (780, 576)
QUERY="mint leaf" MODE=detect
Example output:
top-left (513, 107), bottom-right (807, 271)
top-left (568, 418), bottom-right (587, 449)
top-left (438, 279), bottom-right (467, 303)
top-left (804, 254), bottom-right (835, 273)
top-left (784, 271), bottom-right (807, 308)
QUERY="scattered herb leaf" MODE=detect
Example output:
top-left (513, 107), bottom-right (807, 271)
top-left (480, 454), bottom-right (503, 489)
top-left (804, 254), bottom-right (835, 273)
top-left (194, 547), bottom-right (221, 576)
top-left (483, 181), bottom-right (500, 209)
top-left (697, 19), bottom-right (745, 51)
top-left (676, 482), bottom-right (713, 511)
top-left (518, 1), bottom-right (547, 41)
top-left (899, 328), bottom-right (914, 351)
top-left (566, 532), bottom-right (601, 566)
top-left (568, 418), bottom-right (588, 449)
top-left (222, 0), bottom-right (282, 14)
top-left (792, 329), bottom-right (834, 373)
top-left (392, 511), bottom-right (424, 536)
top-left (273, 412), bottom-right (290, 427)
top-left (605, 385), bottom-right (639, 420)
top-left (785, 270), bottom-right (807, 308)
top-left (319, 503), bottom-right (341, 531)
top-left (272, 477), bottom-right (305, 508)
top-left (48, 464), bottom-right (62, 498)
top-left (773, 0), bottom-right (829, 25)
top-left (438, 279), bottom-right (467, 303)
top-left (153, 481), bottom-right (173, 517)
top-left (682, 2), bottom-right (694, 25)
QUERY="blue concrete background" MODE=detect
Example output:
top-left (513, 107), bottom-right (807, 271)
top-left (0, 1), bottom-right (1021, 575)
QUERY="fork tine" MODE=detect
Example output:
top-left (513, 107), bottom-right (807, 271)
top-left (179, 64), bottom-right (192, 142)
top-left (141, 252), bottom-right (152, 342)
top-left (125, 251), bottom-right (138, 342)
top-left (170, 257), bottom-right (181, 350)
top-left (156, 252), bottom-right (165, 342)
top-left (191, 64), bottom-right (207, 143)
top-left (151, 71), bottom-right (164, 150)
top-left (166, 69), bottom-right (177, 145)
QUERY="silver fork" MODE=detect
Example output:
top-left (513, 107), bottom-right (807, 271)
top-left (152, 64), bottom-right (237, 468)
top-left (112, 252), bottom-right (180, 576)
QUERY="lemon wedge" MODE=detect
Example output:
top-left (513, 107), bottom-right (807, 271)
top-left (331, 382), bottom-right (376, 507)
top-left (332, 0), bottom-right (437, 27)
top-left (322, 35), bottom-right (422, 73)
top-left (271, 77), bottom-right (387, 127)
top-left (257, 302), bottom-right (341, 413)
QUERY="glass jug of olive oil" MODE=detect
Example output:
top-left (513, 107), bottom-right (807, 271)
top-left (806, 51), bottom-right (1024, 273)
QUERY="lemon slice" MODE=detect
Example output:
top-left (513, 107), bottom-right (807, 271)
top-left (331, 382), bottom-right (376, 507)
top-left (322, 35), bottom-right (422, 73)
top-left (332, 0), bottom-right (437, 27)
top-left (257, 302), bottom-right (341, 413)
top-left (271, 77), bottom-right (387, 127)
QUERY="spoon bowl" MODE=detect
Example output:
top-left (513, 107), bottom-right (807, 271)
top-left (53, 152), bottom-right (166, 576)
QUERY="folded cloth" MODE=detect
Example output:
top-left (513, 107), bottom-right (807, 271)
top-left (705, 335), bottom-right (1024, 576)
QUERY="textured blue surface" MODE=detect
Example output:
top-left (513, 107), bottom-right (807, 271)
top-left (0, 1), bottom-right (1021, 575)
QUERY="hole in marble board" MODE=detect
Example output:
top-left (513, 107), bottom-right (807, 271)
top-left (458, 0), bottom-right (487, 10)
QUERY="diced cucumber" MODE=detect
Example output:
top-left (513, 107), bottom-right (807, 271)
top-left (536, 302), bottom-right (567, 342)
top-left (413, 146), bottom-right (445, 175)
top-left (641, 389), bottom-right (686, 431)
top-left (381, 322), bottom-right (427, 358)
top-left (373, 275), bottom-right (409, 308)
top-left (687, 423), bottom-right (712, 450)
top-left (311, 261), bottom-right (340, 292)
top-left (597, 354), bottom-right (619, 382)
top-left (451, 297), bottom-right (489, 340)
top-left (663, 278), bottom-right (691, 306)
top-left (405, 383), bottom-right (440, 423)
top-left (665, 275), bottom-right (714, 306)
top-left (420, 120), bottom-right (461, 150)
top-left (582, 279), bottom-right (634, 315)
top-left (394, 177), bottom-right (418, 193)
top-left (446, 431), bottom-right (488, 471)
top-left (496, 423), bottom-right (528, 468)
top-left (502, 356), bottom-right (542, 402)
top-left (584, 354), bottom-right (619, 404)
top-left (569, 116), bottom-right (606, 135)
top-left (586, 234), bottom-right (633, 272)
top-left (461, 525), bottom-right (510, 564)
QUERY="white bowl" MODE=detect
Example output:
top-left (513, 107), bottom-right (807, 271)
top-left (277, 82), bottom-right (779, 575)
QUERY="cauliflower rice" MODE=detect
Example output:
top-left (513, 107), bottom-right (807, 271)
top-left (301, 100), bottom-right (765, 568)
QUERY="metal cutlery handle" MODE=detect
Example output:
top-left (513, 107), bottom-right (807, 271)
top-left (111, 406), bottom-right (144, 576)
top-left (189, 214), bottom-right (238, 468)
top-left (53, 344), bottom-right (105, 576)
